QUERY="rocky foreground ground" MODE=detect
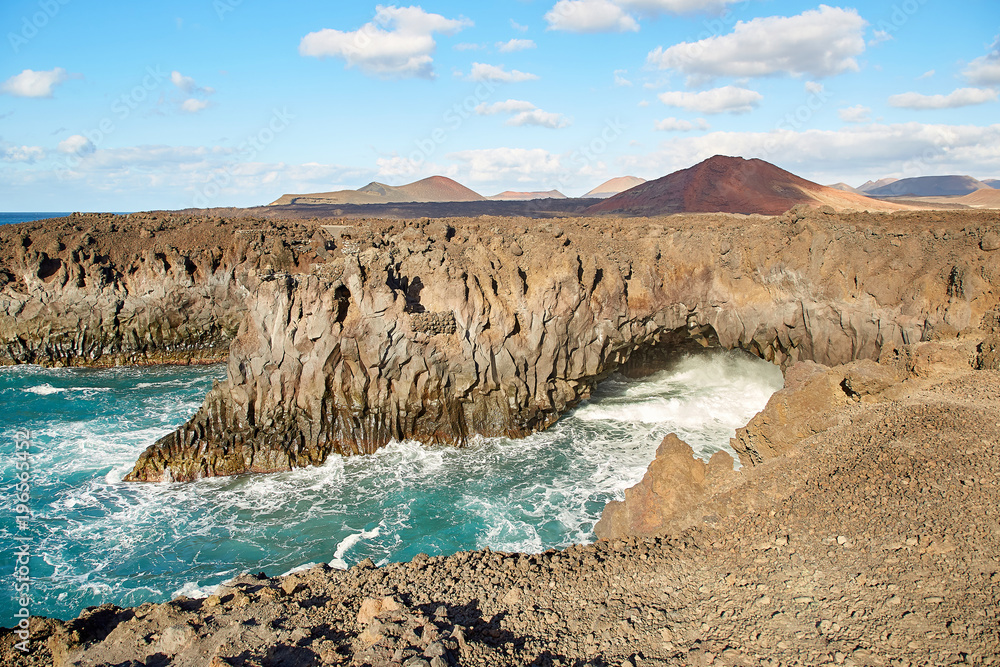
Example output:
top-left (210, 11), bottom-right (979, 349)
top-left (3, 330), bottom-right (999, 666)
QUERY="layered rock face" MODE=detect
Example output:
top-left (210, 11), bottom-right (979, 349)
top-left (0, 213), bottom-right (320, 366)
top-left (126, 208), bottom-right (1000, 481)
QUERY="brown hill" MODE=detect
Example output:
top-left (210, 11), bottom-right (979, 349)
top-left (584, 176), bottom-right (647, 198)
top-left (488, 190), bottom-right (567, 201)
top-left (983, 179), bottom-right (1000, 189)
top-left (957, 188), bottom-right (1000, 208)
top-left (585, 156), bottom-right (913, 216)
top-left (828, 182), bottom-right (860, 194)
top-left (269, 176), bottom-right (484, 206)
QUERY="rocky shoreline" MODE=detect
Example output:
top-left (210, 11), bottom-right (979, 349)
top-left (2, 209), bottom-right (1000, 665)
top-left (3, 329), bottom-right (999, 666)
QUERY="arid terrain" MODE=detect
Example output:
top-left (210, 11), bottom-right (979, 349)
top-left (3, 161), bottom-right (1000, 665)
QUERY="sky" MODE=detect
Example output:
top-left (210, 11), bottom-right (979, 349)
top-left (0, 0), bottom-right (998, 211)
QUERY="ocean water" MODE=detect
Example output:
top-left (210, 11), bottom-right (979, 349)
top-left (0, 213), bottom-right (72, 226)
top-left (0, 351), bottom-right (783, 622)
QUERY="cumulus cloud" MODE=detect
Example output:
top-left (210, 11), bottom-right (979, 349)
top-left (618, 0), bottom-right (740, 13)
top-left (654, 117), bottom-right (710, 131)
top-left (299, 5), bottom-right (472, 79)
top-left (497, 38), bottom-right (536, 52)
top-left (658, 86), bottom-right (762, 114)
top-left (58, 135), bottom-right (96, 156)
top-left (544, 0), bottom-right (741, 32)
top-left (475, 99), bottom-right (538, 115)
top-left (181, 98), bottom-right (211, 113)
top-left (467, 63), bottom-right (539, 83)
top-left (838, 105), bottom-right (871, 123)
top-left (1, 68), bottom-right (70, 98)
top-left (447, 147), bottom-right (564, 182)
top-left (170, 71), bottom-right (214, 95)
top-left (648, 6), bottom-right (867, 83)
top-left (964, 37), bottom-right (1000, 86)
top-left (614, 70), bottom-right (633, 87)
top-left (545, 0), bottom-right (639, 33)
top-left (475, 99), bottom-right (570, 128)
top-left (0, 139), bottom-right (44, 163)
top-left (889, 88), bottom-right (998, 110)
top-left (619, 122), bottom-right (1000, 183)
top-left (508, 110), bottom-right (571, 129)
top-left (511, 20), bottom-right (529, 33)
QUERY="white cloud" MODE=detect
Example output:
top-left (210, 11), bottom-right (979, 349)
top-left (618, 0), bottom-right (740, 13)
top-left (454, 42), bottom-right (483, 51)
top-left (544, 0), bottom-right (741, 32)
top-left (918, 70), bottom-right (935, 80)
top-left (805, 81), bottom-right (824, 95)
top-left (654, 117), bottom-right (709, 131)
top-left (507, 110), bottom-right (571, 129)
top-left (181, 98), bottom-right (211, 113)
top-left (467, 63), bottom-right (539, 83)
top-left (497, 38), bottom-right (536, 52)
top-left (1, 68), bottom-right (70, 98)
top-left (299, 5), bottom-right (472, 79)
top-left (658, 86), bottom-right (762, 114)
top-left (545, 0), bottom-right (639, 33)
top-left (619, 122), bottom-right (1000, 183)
top-left (58, 135), bottom-right (96, 156)
top-left (648, 6), bottom-right (867, 82)
top-left (475, 99), bottom-right (569, 128)
top-left (869, 29), bottom-right (892, 45)
top-left (839, 105), bottom-right (871, 123)
top-left (476, 99), bottom-right (538, 115)
top-left (170, 71), bottom-right (214, 95)
top-left (0, 139), bottom-right (44, 163)
top-left (447, 147), bottom-right (564, 182)
top-left (889, 88), bottom-right (998, 110)
top-left (964, 37), bottom-right (1000, 86)
top-left (511, 20), bottom-right (529, 33)
top-left (614, 69), bottom-right (633, 87)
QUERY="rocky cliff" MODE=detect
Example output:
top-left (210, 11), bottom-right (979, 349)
top-left (125, 208), bottom-right (1000, 482)
top-left (0, 213), bottom-right (325, 366)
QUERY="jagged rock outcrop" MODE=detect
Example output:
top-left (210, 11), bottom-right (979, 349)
top-left (595, 328), bottom-right (984, 540)
top-left (0, 213), bottom-right (321, 366)
top-left (127, 209), bottom-right (1000, 482)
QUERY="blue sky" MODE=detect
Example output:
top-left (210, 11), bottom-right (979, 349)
top-left (1, 0), bottom-right (998, 210)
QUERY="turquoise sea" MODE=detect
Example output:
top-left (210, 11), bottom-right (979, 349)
top-left (0, 351), bottom-right (783, 622)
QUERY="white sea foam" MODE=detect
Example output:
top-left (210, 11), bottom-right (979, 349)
top-left (329, 525), bottom-right (382, 570)
top-left (25, 383), bottom-right (66, 395)
top-left (172, 581), bottom-right (220, 600)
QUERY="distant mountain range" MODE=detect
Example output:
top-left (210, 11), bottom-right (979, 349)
top-left (865, 175), bottom-right (993, 197)
top-left (268, 176), bottom-right (484, 206)
top-left (268, 175), bottom-right (645, 207)
top-left (262, 161), bottom-right (1000, 218)
top-left (585, 156), bottom-right (912, 217)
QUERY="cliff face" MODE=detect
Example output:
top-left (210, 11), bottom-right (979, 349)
top-left (125, 208), bottom-right (1000, 482)
top-left (0, 213), bottom-right (323, 366)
